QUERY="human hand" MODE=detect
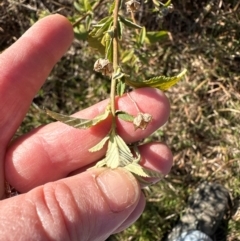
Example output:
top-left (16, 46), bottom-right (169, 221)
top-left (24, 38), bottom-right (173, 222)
top-left (0, 15), bottom-right (172, 240)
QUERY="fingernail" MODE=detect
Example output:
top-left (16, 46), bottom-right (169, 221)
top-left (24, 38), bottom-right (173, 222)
top-left (96, 168), bottom-right (139, 212)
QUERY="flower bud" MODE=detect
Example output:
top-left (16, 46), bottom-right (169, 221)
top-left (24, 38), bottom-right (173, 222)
top-left (133, 112), bottom-right (152, 130)
top-left (94, 58), bottom-right (113, 76)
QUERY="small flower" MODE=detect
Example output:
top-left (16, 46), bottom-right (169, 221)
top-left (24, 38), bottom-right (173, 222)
top-left (125, 0), bottom-right (140, 13)
top-left (93, 58), bottom-right (113, 76)
top-left (133, 112), bottom-right (152, 130)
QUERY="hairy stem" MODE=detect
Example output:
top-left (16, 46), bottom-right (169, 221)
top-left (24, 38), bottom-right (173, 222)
top-left (110, 0), bottom-right (121, 124)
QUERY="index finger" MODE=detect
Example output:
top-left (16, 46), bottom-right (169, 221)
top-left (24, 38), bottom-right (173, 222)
top-left (0, 14), bottom-right (73, 145)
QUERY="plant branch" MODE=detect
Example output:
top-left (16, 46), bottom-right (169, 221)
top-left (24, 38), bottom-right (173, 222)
top-left (130, 11), bottom-right (139, 35)
top-left (110, 0), bottom-right (121, 119)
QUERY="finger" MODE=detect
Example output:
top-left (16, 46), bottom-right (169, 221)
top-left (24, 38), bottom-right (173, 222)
top-left (139, 142), bottom-right (173, 176)
top-left (0, 14), bottom-right (73, 144)
top-left (113, 193), bottom-right (146, 234)
top-left (5, 88), bottom-right (171, 192)
top-left (0, 168), bottom-right (141, 241)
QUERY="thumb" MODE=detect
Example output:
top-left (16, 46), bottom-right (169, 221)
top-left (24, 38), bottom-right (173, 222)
top-left (0, 168), bottom-right (141, 241)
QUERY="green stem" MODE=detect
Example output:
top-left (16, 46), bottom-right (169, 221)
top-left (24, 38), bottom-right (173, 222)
top-left (110, 0), bottom-right (121, 127)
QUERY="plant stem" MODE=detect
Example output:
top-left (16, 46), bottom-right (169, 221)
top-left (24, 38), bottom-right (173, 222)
top-left (110, 0), bottom-right (121, 122)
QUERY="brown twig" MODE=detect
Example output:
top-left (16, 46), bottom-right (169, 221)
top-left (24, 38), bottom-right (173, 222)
top-left (110, 0), bottom-right (121, 120)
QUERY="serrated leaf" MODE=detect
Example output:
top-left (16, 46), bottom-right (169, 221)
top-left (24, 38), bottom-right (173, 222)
top-left (105, 134), bottom-right (120, 168)
top-left (95, 159), bottom-right (107, 168)
top-left (116, 80), bottom-right (126, 96)
top-left (116, 110), bottom-right (134, 122)
top-left (118, 15), bottom-right (142, 29)
top-left (145, 31), bottom-right (168, 44)
top-left (124, 163), bottom-right (150, 177)
top-left (45, 107), bottom-right (110, 129)
top-left (89, 135), bottom-right (110, 152)
top-left (115, 135), bottom-right (133, 159)
top-left (105, 133), bottom-right (134, 168)
top-left (124, 163), bottom-right (163, 178)
top-left (125, 69), bottom-right (187, 91)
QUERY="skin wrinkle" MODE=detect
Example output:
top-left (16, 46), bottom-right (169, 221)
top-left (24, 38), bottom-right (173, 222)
top-left (24, 194), bottom-right (52, 241)
top-left (39, 184), bottom-right (71, 241)
top-left (54, 183), bottom-right (75, 241)
top-left (32, 188), bottom-right (55, 241)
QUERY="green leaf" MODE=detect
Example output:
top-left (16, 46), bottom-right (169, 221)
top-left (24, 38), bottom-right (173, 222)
top-left (93, 17), bottom-right (113, 38)
top-left (116, 80), bottom-right (126, 96)
top-left (163, 0), bottom-right (172, 7)
top-left (125, 69), bottom-right (187, 91)
top-left (115, 135), bottom-right (133, 159)
top-left (74, 25), bottom-right (88, 41)
top-left (87, 34), bottom-right (105, 54)
top-left (121, 49), bottom-right (134, 63)
top-left (108, 1), bottom-right (115, 14)
top-left (102, 33), bottom-right (113, 62)
top-left (45, 107), bottom-right (110, 129)
top-left (141, 167), bottom-right (163, 178)
top-left (74, 1), bottom-right (83, 12)
top-left (117, 20), bottom-right (123, 40)
top-left (105, 134), bottom-right (120, 168)
top-left (138, 27), bottom-right (146, 45)
top-left (83, 0), bottom-right (92, 11)
top-left (124, 163), bottom-right (163, 178)
top-left (124, 163), bottom-right (149, 177)
top-left (94, 159), bottom-right (107, 168)
top-left (112, 71), bottom-right (125, 81)
top-left (89, 135), bottom-right (110, 152)
top-left (116, 110), bottom-right (134, 122)
top-left (152, 0), bottom-right (160, 6)
top-left (97, 16), bottom-right (112, 25)
top-left (145, 31), bottom-right (168, 44)
top-left (85, 15), bottom-right (92, 31)
top-left (118, 15), bottom-right (142, 29)
top-left (105, 133), bottom-right (134, 168)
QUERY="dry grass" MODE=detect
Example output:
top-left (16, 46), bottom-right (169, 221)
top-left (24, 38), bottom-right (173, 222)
top-left (1, 0), bottom-right (240, 240)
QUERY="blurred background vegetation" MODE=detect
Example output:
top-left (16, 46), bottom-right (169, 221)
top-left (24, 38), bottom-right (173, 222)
top-left (1, 0), bottom-right (240, 240)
